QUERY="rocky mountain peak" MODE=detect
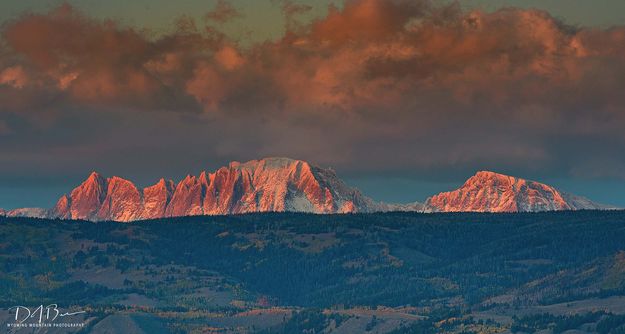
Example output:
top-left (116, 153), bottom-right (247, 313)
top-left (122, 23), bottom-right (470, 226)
top-left (425, 171), bottom-right (605, 212)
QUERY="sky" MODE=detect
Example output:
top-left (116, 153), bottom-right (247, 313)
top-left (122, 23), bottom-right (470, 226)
top-left (1, 0), bottom-right (625, 209)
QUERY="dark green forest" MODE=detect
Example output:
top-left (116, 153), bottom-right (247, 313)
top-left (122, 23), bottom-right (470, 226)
top-left (2, 211), bottom-right (625, 333)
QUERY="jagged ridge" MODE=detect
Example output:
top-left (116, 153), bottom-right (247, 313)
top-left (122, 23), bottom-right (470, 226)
top-left (2, 166), bottom-right (613, 221)
top-left (49, 157), bottom-right (380, 222)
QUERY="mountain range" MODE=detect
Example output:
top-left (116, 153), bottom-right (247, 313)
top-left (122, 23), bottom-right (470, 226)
top-left (0, 157), bottom-right (612, 221)
top-left (50, 158), bottom-right (380, 221)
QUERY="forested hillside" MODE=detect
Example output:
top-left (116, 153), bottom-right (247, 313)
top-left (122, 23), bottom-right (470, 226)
top-left (2, 211), bottom-right (625, 333)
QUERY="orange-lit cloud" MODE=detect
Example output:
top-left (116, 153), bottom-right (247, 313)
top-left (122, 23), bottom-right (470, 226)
top-left (3, 1), bottom-right (624, 115)
top-left (1, 0), bottom-right (625, 187)
top-left (0, 66), bottom-right (29, 88)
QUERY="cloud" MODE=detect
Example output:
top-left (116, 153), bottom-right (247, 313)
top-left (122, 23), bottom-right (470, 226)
top-left (1, 0), bottom-right (625, 190)
top-left (0, 66), bottom-right (29, 88)
top-left (205, 0), bottom-right (243, 24)
top-left (1, 4), bottom-right (204, 111)
top-left (276, 0), bottom-right (313, 31)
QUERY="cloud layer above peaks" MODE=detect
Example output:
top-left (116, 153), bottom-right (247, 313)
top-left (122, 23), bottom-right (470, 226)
top-left (1, 0), bottom-right (625, 192)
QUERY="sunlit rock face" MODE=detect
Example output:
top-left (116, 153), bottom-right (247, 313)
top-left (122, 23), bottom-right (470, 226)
top-left (96, 176), bottom-right (143, 221)
top-left (16, 165), bottom-right (611, 222)
top-left (68, 172), bottom-right (107, 220)
top-left (424, 171), bottom-right (606, 212)
top-left (141, 179), bottom-right (175, 220)
top-left (49, 157), bottom-right (379, 222)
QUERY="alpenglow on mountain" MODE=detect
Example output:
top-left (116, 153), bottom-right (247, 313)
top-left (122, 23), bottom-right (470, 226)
top-left (0, 160), bottom-right (613, 221)
top-left (424, 171), bottom-right (609, 213)
top-left (49, 158), bottom-right (381, 222)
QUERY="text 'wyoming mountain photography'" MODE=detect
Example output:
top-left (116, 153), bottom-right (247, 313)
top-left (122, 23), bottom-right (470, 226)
top-left (1, 0), bottom-right (625, 333)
